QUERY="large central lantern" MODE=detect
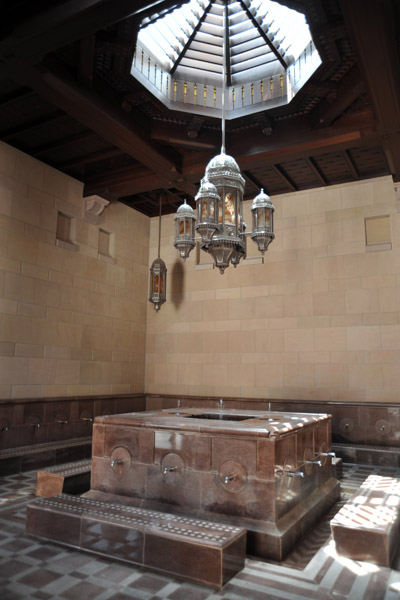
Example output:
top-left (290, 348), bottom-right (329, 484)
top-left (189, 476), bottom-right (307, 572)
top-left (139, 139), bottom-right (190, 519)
top-left (173, 1), bottom-right (275, 273)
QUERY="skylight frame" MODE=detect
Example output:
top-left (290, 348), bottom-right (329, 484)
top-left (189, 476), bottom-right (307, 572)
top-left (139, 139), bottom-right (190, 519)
top-left (132, 0), bottom-right (321, 119)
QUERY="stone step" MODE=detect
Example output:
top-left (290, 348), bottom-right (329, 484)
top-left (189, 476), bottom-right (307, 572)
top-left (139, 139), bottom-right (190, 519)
top-left (25, 493), bottom-right (246, 588)
top-left (36, 459), bottom-right (91, 497)
top-left (331, 473), bottom-right (400, 567)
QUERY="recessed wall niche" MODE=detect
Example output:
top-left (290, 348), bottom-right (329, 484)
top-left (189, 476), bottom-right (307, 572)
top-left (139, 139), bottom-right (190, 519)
top-left (365, 215), bottom-right (392, 252)
top-left (56, 211), bottom-right (76, 251)
top-left (98, 228), bottom-right (114, 263)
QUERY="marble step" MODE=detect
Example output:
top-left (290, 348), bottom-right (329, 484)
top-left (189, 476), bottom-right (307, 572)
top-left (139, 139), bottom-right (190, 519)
top-left (25, 493), bottom-right (246, 588)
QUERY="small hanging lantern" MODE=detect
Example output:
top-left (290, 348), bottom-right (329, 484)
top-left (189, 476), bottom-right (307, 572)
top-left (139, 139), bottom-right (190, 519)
top-left (173, 200), bottom-right (196, 260)
top-left (195, 179), bottom-right (220, 244)
top-left (149, 195), bottom-right (167, 311)
top-left (250, 188), bottom-right (275, 254)
top-left (149, 257), bottom-right (167, 311)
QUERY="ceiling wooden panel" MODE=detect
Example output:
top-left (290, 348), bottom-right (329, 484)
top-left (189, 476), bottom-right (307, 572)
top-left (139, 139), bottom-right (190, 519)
top-left (0, 0), bottom-right (399, 216)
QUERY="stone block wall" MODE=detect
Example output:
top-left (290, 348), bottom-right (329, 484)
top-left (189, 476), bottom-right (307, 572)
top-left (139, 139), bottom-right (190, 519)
top-left (146, 175), bottom-right (400, 404)
top-left (2, 140), bottom-right (400, 408)
top-left (0, 142), bottom-right (149, 399)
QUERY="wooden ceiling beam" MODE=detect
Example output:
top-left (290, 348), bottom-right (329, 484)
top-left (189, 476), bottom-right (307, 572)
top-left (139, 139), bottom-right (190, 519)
top-left (310, 65), bottom-right (365, 128)
top-left (84, 166), bottom-right (167, 198)
top-left (342, 150), bottom-right (359, 180)
top-left (170, 2), bottom-right (213, 77)
top-left (183, 124), bottom-right (368, 178)
top-left (85, 179), bottom-right (166, 199)
top-left (33, 130), bottom-right (98, 157)
top-left (57, 147), bottom-right (124, 170)
top-left (239, 0), bottom-right (287, 69)
top-left (78, 35), bottom-right (96, 88)
top-left (340, 0), bottom-right (400, 179)
top-left (0, 1), bottom-right (189, 70)
top-left (151, 120), bottom-right (219, 150)
top-left (6, 62), bottom-right (197, 197)
top-left (305, 157), bottom-right (327, 186)
top-left (0, 87), bottom-right (35, 108)
top-left (1, 112), bottom-right (67, 141)
top-left (242, 171), bottom-right (263, 194)
top-left (85, 164), bottom-right (147, 186)
top-left (272, 165), bottom-right (297, 192)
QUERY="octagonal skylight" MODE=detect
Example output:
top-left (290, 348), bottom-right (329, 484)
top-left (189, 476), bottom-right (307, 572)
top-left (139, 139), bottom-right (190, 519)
top-left (131, 0), bottom-right (321, 119)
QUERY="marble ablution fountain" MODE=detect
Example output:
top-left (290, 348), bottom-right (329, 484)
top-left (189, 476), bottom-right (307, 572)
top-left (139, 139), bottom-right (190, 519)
top-left (26, 407), bottom-right (340, 587)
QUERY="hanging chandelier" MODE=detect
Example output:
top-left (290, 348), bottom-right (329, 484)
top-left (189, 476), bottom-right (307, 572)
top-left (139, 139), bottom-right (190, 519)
top-left (173, 1), bottom-right (275, 273)
top-left (149, 195), bottom-right (167, 310)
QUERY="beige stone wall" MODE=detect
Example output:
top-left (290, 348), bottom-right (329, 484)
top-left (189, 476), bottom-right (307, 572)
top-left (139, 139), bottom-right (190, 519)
top-left (2, 140), bottom-right (399, 404)
top-left (0, 142), bottom-right (149, 399)
top-left (146, 175), bottom-right (400, 403)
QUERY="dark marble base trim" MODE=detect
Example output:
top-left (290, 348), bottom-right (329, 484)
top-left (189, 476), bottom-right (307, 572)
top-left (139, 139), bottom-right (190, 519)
top-left (0, 393), bottom-right (146, 407)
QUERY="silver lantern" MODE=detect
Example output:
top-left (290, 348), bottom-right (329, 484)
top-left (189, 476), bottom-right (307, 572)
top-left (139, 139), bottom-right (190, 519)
top-left (250, 188), bottom-right (275, 254)
top-left (202, 152), bottom-right (246, 273)
top-left (173, 200), bottom-right (196, 260)
top-left (195, 179), bottom-right (220, 245)
top-left (149, 257), bottom-right (167, 311)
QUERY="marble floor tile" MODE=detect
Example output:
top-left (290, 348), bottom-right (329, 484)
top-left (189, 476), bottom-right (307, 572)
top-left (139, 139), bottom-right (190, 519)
top-left (0, 465), bottom-right (399, 599)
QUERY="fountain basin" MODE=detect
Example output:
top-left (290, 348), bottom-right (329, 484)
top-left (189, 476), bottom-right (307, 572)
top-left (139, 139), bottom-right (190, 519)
top-left (89, 407), bottom-right (339, 560)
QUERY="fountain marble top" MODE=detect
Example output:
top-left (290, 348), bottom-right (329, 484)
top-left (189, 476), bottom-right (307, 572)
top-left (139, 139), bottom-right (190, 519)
top-left (95, 408), bottom-right (331, 438)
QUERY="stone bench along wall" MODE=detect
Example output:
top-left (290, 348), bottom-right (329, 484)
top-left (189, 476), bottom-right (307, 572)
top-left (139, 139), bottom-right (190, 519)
top-left (0, 393), bottom-right (146, 450)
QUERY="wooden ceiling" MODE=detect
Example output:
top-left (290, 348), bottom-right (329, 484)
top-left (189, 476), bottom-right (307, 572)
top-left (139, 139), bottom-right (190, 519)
top-left (1, 0), bottom-right (400, 217)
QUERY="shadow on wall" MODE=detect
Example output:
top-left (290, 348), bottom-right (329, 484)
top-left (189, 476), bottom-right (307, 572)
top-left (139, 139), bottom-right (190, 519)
top-left (171, 260), bottom-right (185, 308)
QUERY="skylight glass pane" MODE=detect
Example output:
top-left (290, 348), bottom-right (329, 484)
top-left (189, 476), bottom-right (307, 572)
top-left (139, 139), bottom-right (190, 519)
top-left (133, 0), bottom-right (319, 117)
top-left (139, 0), bottom-right (312, 75)
top-left (252, 0), bottom-right (311, 61)
top-left (138, 0), bottom-right (207, 69)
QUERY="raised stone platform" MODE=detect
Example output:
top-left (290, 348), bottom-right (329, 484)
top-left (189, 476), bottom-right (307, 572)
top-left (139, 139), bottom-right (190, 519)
top-left (25, 494), bottom-right (246, 588)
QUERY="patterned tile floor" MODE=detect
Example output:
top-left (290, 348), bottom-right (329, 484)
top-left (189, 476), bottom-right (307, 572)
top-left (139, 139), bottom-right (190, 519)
top-left (0, 464), bottom-right (399, 599)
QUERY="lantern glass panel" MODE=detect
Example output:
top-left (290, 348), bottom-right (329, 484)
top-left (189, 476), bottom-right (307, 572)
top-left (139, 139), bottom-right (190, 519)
top-left (224, 188), bottom-right (236, 225)
top-left (218, 196), bottom-right (223, 224)
top-left (266, 209), bottom-right (271, 228)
